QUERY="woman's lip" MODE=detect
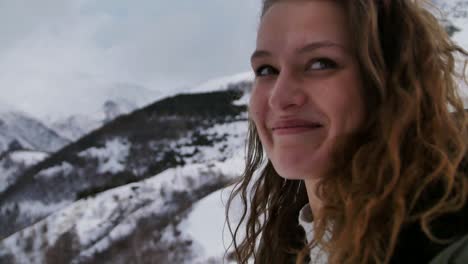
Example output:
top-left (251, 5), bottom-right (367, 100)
top-left (270, 119), bottom-right (323, 134)
top-left (272, 124), bottom-right (322, 130)
top-left (272, 125), bottom-right (323, 135)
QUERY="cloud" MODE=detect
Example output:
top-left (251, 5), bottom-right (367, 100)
top-left (0, 0), bottom-right (261, 118)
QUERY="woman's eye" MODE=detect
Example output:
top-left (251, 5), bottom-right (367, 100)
top-left (308, 58), bottom-right (337, 71)
top-left (255, 65), bottom-right (278, 77)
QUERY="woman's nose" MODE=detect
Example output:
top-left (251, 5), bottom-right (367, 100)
top-left (268, 72), bottom-right (307, 111)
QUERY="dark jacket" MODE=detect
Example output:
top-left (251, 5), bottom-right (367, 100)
top-left (390, 191), bottom-right (468, 263)
top-left (429, 234), bottom-right (468, 263)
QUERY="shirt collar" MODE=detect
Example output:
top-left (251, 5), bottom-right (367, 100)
top-left (299, 203), bottom-right (314, 224)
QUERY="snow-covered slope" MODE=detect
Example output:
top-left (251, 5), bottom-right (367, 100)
top-left (0, 111), bottom-right (70, 154)
top-left (0, 151), bottom-right (244, 263)
top-left (434, 0), bottom-right (468, 47)
top-left (0, 150), bottom-right (48, 193)
top-left (0, 73), bottom-right (253, 263)
top-left (188, 72), bottom-right (254, 94)
top-left (48, 114), bottom-right (102, 142)
top-left (182, 185), bottom-right (242, 263)
top-left (426, 1), bottom-right (468, 101)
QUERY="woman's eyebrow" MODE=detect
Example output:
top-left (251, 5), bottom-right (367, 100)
top-left (296, 41), bottom-right (348, 54)
top-left (250, 41), bottom-right (349, 63)
top-left (250, 50), bottom-right (270, 64)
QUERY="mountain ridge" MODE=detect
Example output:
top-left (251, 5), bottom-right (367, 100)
top-left (0, 80), bottom-right (250, 243)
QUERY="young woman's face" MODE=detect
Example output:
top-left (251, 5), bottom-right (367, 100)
top-left (249, 0), bottom-right (366, 180)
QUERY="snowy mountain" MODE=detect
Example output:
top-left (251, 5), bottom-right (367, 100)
top-left (48, 98), bottom-right (137, 142)
top-left (188, 72), bottom-right (254, 94)
top-left (0, 111), bottom-right (70, 154)
top-left (45, 73), bottom-right (253, 143)
top-left (48, 114), bottom-right (102, 142)
top-left (0, 74), bottom-right (253, 263)
top-left (102, 98), bottom-right (137, 123)
top-left (0, 150), bottom-right (48, 194)
top-left (0, 153), bottom-right (243, 264)
top-left (101, 82), bottom-right (162, 110)
top-left (44, 82), bottom-right (162, 142)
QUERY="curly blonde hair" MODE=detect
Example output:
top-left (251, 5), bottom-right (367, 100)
top-left (226, 0), bottom-right (468, 263)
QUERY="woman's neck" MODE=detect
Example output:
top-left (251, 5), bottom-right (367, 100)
top-left (304, 177), bottom-right (323, 218)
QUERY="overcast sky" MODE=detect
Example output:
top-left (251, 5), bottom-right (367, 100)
top-left (0, 0), bottom-right (262, 119)
top-left (1, 1), bottom-right (468, 120)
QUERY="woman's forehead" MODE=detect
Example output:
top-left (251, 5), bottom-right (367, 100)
top-left (256, 1), bottom-right (350, 53)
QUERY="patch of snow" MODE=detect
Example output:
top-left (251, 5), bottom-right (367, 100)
top-left (434, 0), bottom-right (468, 45)
top-left (183, 188), bottom-right (230, 261)
top-left (188, 72), bottom-right (254, 94)
top-left (17, 200), bottom-right (72, 220)
top-left (9, 150), bottom-right (48, 166)
top-left (0, 150), bottom-right (49, 193)
top-left (233, 91), bottom-right (251, 106)
top-left (75, 205), bottom-right (136, 250)
top-left (36, 162), bottom-right (74, 180)
top-left (47, 200), bottom-right (89, 245)
top-left (0, 165), bottom-right (17, 193)
top-left (78, 138), bottom-right (130, 174)
top-left (182, 168), bottom-right (255, 264)
top-left (175, 121), bottom-right (248, 165)
top-left (179, 170), bottom-right (258, 264)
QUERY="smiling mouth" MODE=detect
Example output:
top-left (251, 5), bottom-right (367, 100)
top-left (272, 124), bottom-right (322, 130)
top-left (271, 121), bottom-right (324, 135)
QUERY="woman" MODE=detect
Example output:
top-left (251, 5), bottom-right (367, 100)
top-left (226, 0), bottom-right (468, 263)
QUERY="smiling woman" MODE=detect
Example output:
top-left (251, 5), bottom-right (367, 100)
top-left (249, 1), bottom-right (365, 184)
top-left (227, 0), bottom-right (468, 263)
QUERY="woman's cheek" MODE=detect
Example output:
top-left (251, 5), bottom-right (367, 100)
top-left (249, 87), bottom-right (272, 147)
top-left (249, 87), bottom-right (267, 123)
